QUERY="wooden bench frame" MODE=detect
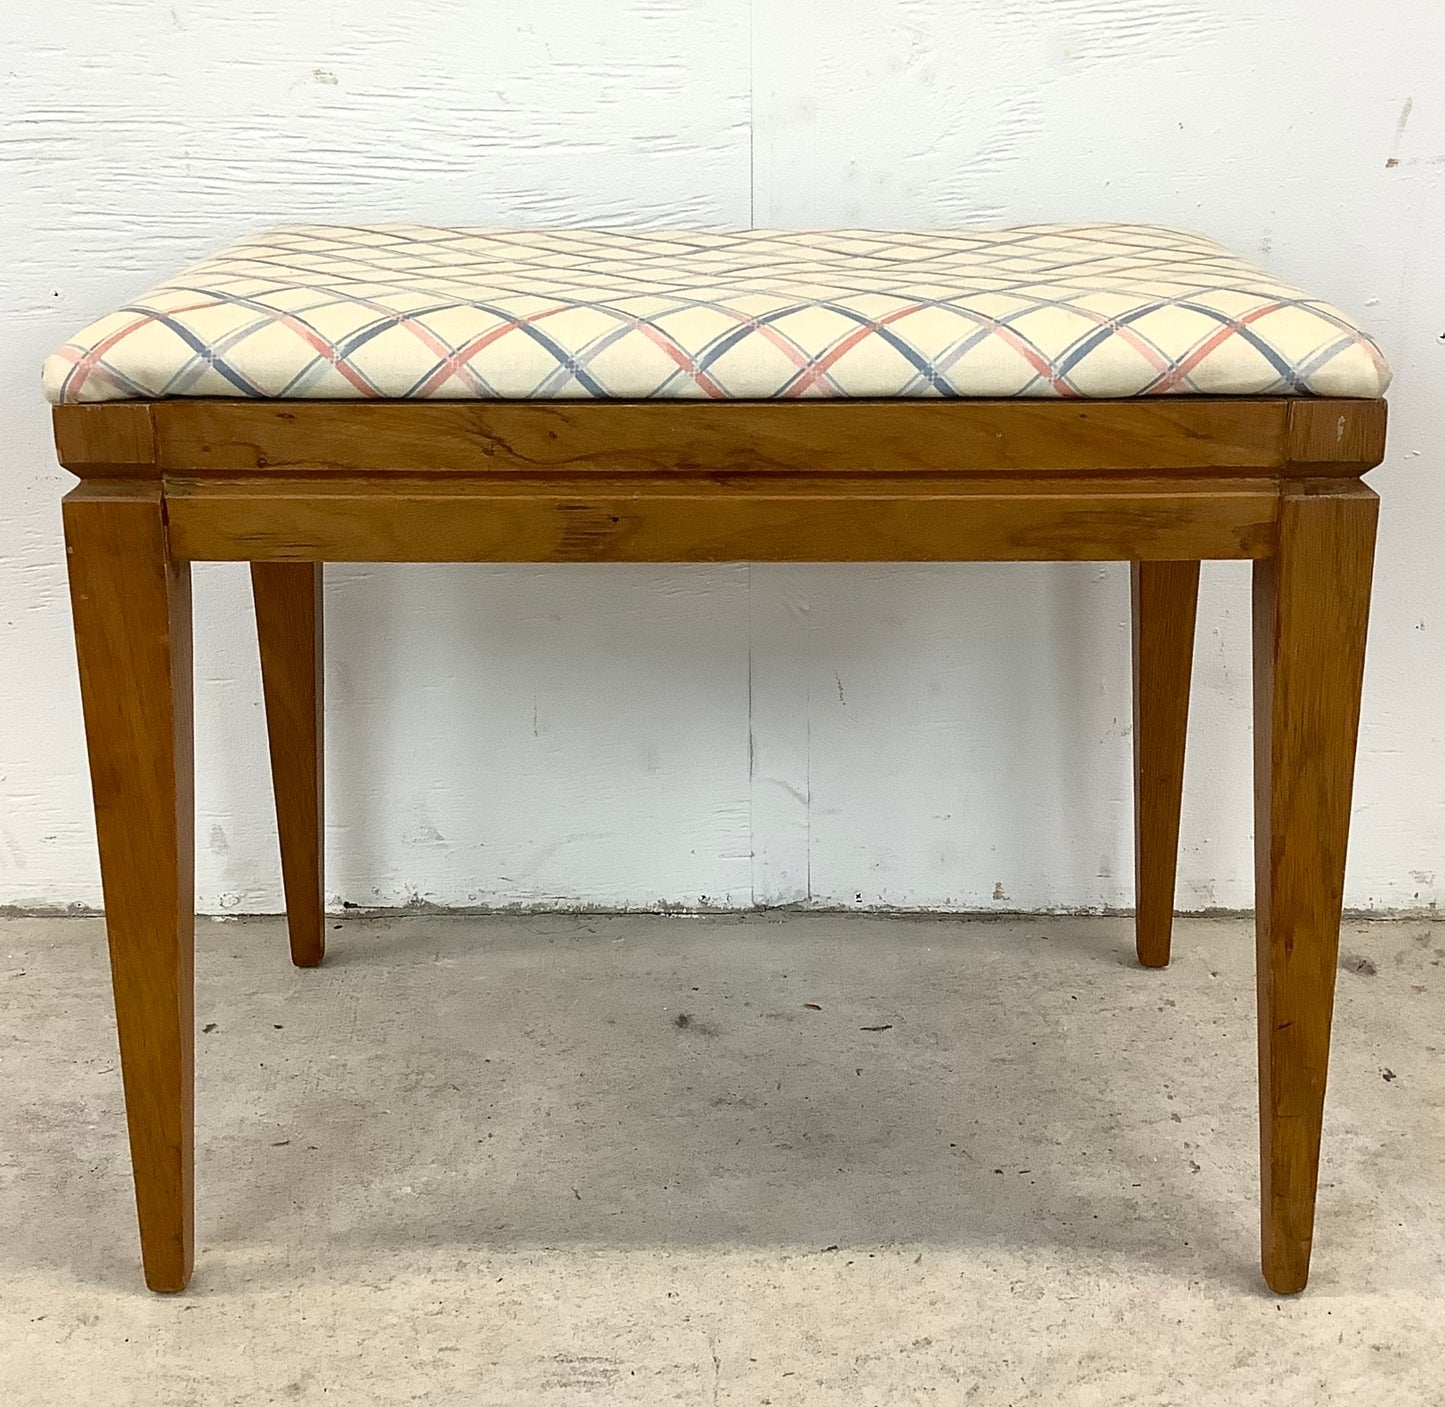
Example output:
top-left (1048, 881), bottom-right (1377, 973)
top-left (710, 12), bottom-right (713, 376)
top-left (54, 394), bottom-right (1386, 1295)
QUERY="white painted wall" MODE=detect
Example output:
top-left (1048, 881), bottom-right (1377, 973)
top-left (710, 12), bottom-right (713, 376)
top-left (2, 0), bottom-right (1441, 913)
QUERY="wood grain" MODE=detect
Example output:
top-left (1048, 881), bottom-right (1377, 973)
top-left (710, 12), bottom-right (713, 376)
top-left (52, 403), bottom-right (156, 476)
top-left (46, 397), bottom-right (1321, 477)
top-left (48, 397), bottom-right (1390, 480)
top-left (1252, 479), bottom-right (1378, 1293)
top-left (252, 563), bottom-right (326, 968)
top-left (63, 481), bottom-right (194, 1293)
top-left (1285, 398), bottom-right (1389, 473)
top-left (51, 392), bottom-right (1388, 1297)
top-left (1131, 560), bottom-right (1200, 968)
top-left (163, 474), bottom-right (1281, 564)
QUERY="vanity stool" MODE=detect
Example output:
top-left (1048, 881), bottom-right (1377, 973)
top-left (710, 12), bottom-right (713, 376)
top-left (44, 224), bottom-right (1390, 1294)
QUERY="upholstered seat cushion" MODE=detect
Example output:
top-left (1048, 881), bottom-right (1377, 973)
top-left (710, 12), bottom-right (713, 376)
top-left (42, 224), bottom-right (1390, 404)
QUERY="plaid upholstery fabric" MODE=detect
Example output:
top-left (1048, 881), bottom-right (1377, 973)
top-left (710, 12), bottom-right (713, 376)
top-left (42, 224), bottom-right (1390, 403)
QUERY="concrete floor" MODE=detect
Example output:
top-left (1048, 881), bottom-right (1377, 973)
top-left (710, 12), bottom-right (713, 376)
top-left (1, 913), bottom-right (1441, 1405)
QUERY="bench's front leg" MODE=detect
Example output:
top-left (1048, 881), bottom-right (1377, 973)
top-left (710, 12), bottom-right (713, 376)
top-left (1252, 480), bottom-right (1377, 1294)
top-left (64, 482), bottom-right (195, 1293)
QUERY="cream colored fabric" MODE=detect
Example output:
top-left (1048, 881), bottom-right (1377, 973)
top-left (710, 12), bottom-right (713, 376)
top-left (43, 224), bottom-right (1390, 403)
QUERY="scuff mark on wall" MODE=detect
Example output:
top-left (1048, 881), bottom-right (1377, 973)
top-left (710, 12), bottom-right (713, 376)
top-left (1387, 96), bottom-right (1413, 166)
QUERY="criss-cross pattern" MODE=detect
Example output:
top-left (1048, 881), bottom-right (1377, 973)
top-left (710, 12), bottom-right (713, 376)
top-left (42, 224), bottom-right (1391, 403)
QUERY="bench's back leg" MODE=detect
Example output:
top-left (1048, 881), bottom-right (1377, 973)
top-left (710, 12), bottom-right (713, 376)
top-left (64, 482), bottom-right (195, 1293)
top-left (1252, 481), bottom-right (1378, 1293)
top-left (251, 563), bottom-right (326, 968)
top-left (1131, 560), bottom-right (1200, 968)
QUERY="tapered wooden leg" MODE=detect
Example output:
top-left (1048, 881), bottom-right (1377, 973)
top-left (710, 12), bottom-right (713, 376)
top-left (251, 563), bottom-right (325, 968)
top-left (1131, 560), bottom-right (1200, 968)
top-left (65, 482), bottom-right (194, 1293)
top-left (1253, 481), bottom-right (1377, 1294)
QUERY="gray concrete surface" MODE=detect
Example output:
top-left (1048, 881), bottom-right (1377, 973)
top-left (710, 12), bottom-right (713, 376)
top-left (1, 913), bottom-right (1441, 1405)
